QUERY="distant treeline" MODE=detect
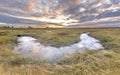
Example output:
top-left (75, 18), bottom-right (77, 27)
top-left (0, 26), bottom-right (34, 29)
top-left (0, 26), bottom-right (14, 28)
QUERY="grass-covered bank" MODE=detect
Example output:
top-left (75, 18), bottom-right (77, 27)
top-left (0, 28), bottom-right (120, 75)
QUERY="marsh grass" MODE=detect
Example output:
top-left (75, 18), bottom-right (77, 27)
top-left (0, 28), bottom-right (120, 75)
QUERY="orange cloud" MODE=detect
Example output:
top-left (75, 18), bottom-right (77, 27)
top-left (25, 0), bottom-right (37, 12)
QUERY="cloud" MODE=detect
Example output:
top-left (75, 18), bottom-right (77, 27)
top-left (25, 0), bottom-right (38, 12)
top-left (0, 0), bottom-right (120, 27)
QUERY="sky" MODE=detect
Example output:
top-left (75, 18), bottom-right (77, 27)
top-left (0, 0), bottom-right (120, 28)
